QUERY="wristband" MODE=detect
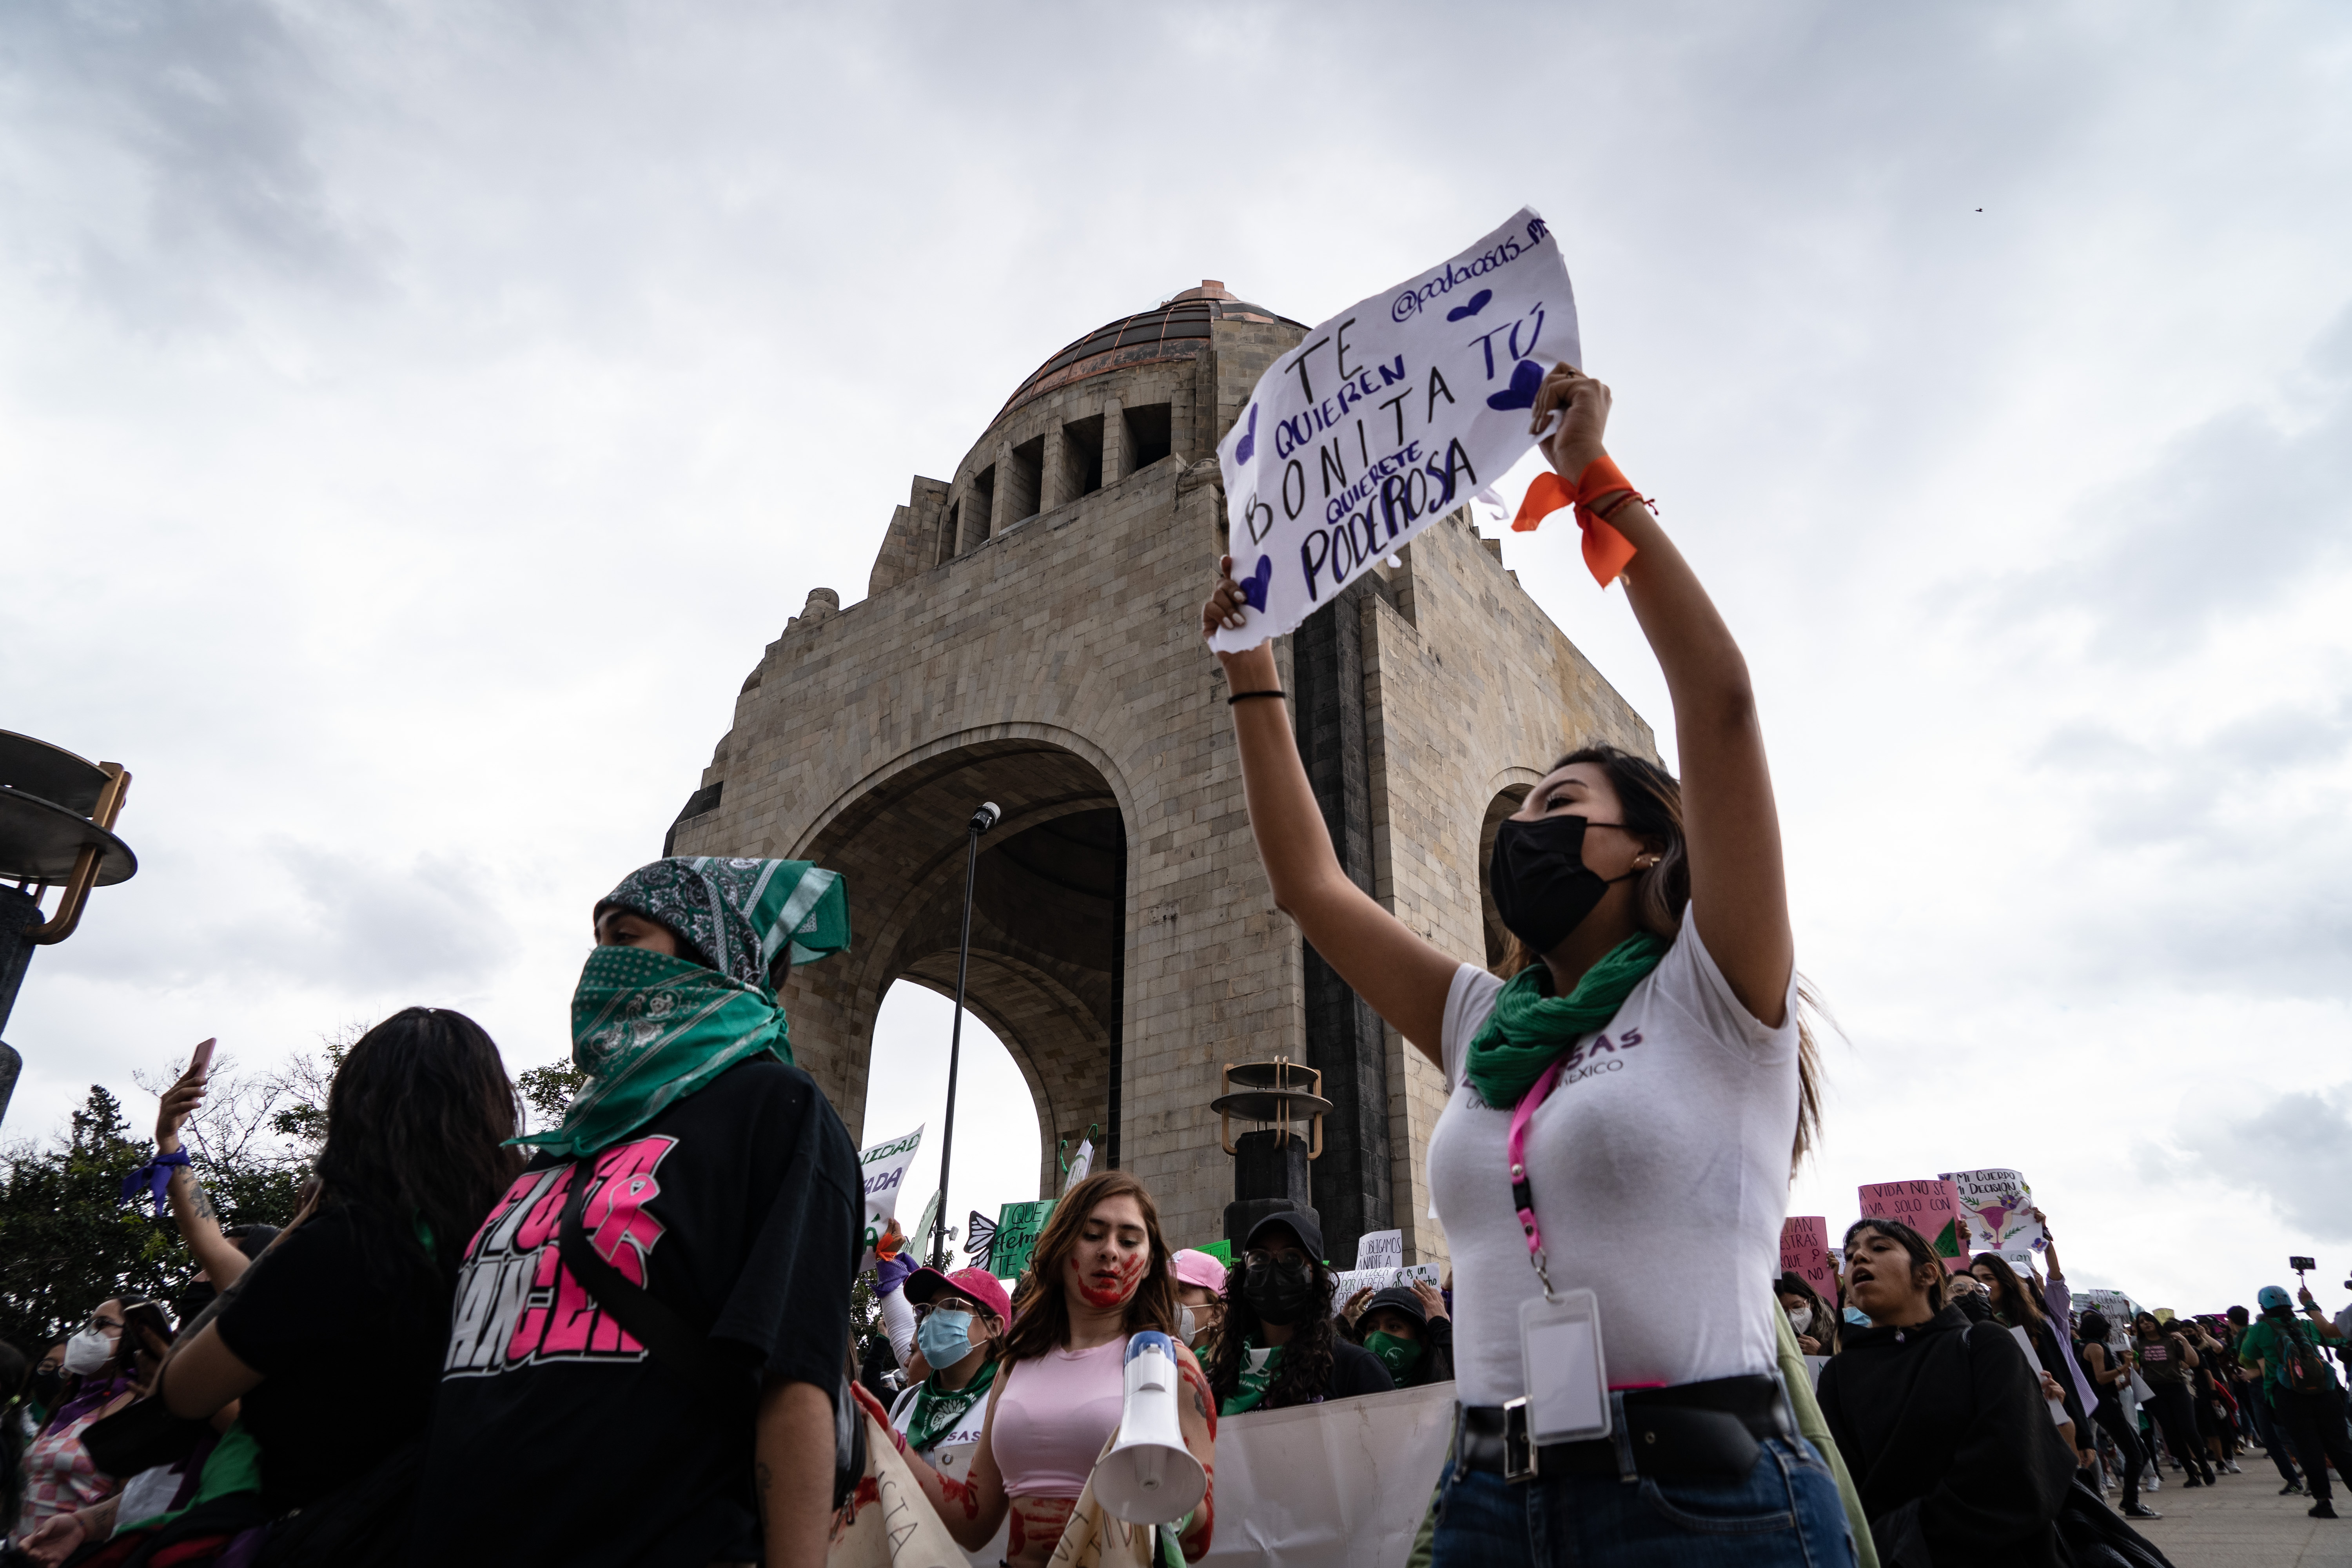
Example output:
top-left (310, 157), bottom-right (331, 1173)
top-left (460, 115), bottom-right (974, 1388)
top-left (1510, 454), bottom-right (1648, 587)
top-left (1227, 689), bottom-right (1286, 705)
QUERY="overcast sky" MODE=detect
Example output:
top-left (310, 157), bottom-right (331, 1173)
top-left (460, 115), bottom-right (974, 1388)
top-left (4, 2), bottom-right (2347, 1309)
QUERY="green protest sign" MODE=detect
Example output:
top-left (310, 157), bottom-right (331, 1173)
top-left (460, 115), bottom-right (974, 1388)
top-left (990, 1200), bottom-right (1055, 1283)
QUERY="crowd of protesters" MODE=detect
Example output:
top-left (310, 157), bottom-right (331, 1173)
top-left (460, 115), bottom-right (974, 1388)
top-left (7, 364), bottom-right (2346, 1568)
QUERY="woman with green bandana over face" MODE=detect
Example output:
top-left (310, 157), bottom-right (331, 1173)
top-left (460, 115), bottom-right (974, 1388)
top-left (408, 857), bottom-right (862, 1568)
top-left (1352, 1283), bottom-right (1455, 1390)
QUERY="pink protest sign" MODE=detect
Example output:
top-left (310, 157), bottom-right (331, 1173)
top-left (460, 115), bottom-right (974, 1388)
top-left (1780, 1216), bottom-right (1838, 1302)
top-left (1858, 1179), bottom-right (1969, 1270)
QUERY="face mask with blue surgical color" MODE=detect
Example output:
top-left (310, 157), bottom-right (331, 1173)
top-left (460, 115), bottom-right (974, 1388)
top-left (1842, 1306), bottom-right (1871, 1327)
top-left (918, 1307), bottom-right (976, 1370)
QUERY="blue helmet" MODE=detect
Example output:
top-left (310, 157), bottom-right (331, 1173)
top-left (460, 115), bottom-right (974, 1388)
top-left (2257, 1284), bottom-right (2293, 1312)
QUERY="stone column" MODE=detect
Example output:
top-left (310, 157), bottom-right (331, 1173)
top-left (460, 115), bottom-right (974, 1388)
top-left (1102, 397), bottom-right (1129, 485)
top-left (991, 439), bottom-right (1016, 539)
top-left (1041, 421), bottom-right (1068, 513)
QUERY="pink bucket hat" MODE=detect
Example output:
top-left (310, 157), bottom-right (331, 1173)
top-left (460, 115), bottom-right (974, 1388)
top-left (1171, 1249), bottom-right (1229, 1294)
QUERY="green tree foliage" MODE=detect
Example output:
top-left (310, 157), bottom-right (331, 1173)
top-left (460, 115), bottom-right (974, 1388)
top-left (0, 1087), bottom-right (180, 1351)
top-left (516, 1059), bottom-right (589, 1132)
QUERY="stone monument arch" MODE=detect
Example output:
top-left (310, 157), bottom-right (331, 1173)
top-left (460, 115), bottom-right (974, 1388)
top-left (668, 281), bottom-right (1653, 1269)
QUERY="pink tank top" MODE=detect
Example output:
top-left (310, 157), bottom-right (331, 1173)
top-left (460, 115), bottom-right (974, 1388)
top-left (992, 1339), bottom-right (1126, 1497)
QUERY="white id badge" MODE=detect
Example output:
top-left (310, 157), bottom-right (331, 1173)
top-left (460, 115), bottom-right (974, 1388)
top-left (1517, 1288), bottom-right (1610, 1443)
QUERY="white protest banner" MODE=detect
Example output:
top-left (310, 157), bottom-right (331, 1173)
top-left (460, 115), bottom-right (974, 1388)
top-left (1355, 1229), bottom-right (1404, 1272)
top-left (1199, 1381), bottom-right (1455, 1568)
top-left (1330, 1263), bottom-right (1440, 1316)
top-left (1062, 1137), bottom-right (1095, 1194)
top-left (858, 1124), bottom-right (923, 1269)
top-left (1210, 208), bottom-right (1579, 652)
top-left (829, 1410), bottom-right (969, 1568)
top-left (1939, 1168), bottom-right (2043, 1255)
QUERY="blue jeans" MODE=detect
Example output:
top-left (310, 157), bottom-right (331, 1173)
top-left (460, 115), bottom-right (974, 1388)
top-left (1430, 1435), bottom-right (1855, 1568)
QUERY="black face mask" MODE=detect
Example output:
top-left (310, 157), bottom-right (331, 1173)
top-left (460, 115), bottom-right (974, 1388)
top-left (1243, 1256), bottom-right (1319, 1327)
top-left (1488, 815), bottom-right (1638, 956)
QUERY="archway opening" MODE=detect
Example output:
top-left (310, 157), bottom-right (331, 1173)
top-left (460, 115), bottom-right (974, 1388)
top-left (866, 980), bottom-right (1042, 1270)
top-left (778, 737), bottom-right (1129, 1203)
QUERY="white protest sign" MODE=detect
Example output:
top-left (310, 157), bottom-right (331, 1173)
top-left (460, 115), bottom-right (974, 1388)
top-left (1354, 1229), bottom-right (1404, 1272)
top-left (1198, 1382), bottom-right (1455, 1568)
top-left (1210, 207), bottom-right (1579, 652)
top-left (1330, 1262), bottom-right (1441, 1316)
top-left (1062, 1137), bottom-right (1095, 1194)
top-left (858, 1124), bottom-right (924, 1269)
top-left (1938, 1168), bottom-right (2044, 1255)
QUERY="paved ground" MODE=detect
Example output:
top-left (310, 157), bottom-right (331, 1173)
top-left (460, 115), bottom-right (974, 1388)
top-left (2126, 1458), bottom-right (2352, 1567)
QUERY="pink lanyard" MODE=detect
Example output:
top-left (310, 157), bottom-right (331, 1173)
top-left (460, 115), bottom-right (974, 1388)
top-left (1508, 1058), bottom-right (1567, 1299)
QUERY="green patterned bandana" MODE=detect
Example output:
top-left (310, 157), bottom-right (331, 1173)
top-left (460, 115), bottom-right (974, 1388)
top-left (1220, 1341), bottom-right (1283, 1416)
top-left (513, 946), bottom-right (792, 1158)
top-left (1461, 932), bottom-right (1671, 1109)
top-left (906, 1357), bottom-right (998, 1454)
top-left (600, 857), bottom-right (850, 990)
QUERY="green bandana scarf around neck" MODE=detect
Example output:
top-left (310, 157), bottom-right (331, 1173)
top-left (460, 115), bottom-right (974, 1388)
top-left (906, 1356), bottom-right (998, 1453)
top-left (1364, 1330), bottom-right (1423, 1383)
top-left (512, 945), bottom-right (791, 1159)
top-left (1461, 931), bottom-right (1672, 1109)
top-left (1220, 1340), bottom-right (1283, 1416)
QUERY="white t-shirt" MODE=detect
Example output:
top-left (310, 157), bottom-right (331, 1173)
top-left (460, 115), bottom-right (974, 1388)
top-left (1426, 907), bottom-right (1797, 1406)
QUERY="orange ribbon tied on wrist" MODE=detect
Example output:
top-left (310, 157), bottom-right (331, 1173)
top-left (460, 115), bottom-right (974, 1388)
top-left (1511, 453), bottom-right (1644, 586)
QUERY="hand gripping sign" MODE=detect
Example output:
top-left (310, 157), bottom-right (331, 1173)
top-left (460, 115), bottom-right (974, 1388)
top-left (1209, 207), bottom-right (1580, 652)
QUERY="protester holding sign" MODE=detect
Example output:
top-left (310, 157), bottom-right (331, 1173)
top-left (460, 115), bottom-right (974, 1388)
top-left (1967, 1254), bottom-right (2089, 1455)
top-left (2075, 1311), bottom-right (2158, 1519)
top-left (1350, 1282), bottom-right (1455, 1390)
top-left (887, 1266), bottom-right (1012, 1565)
top-left (1817, 1220), bottom-right (2076, 1566)
top-left (1204, 362), bottom-right (1842, 1566)
top-left (888, 1171), bottom-right (1214, 1566)
top-left (1206, 1211), bottom-right (1392, 1415)
top-left (407, 857), bottom-right (861, 1568)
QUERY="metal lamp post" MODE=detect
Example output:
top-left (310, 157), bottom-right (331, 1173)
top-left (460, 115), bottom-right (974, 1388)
top-left (0, 731), bottom-right (139, 1125)
top-left (932, 800), bottom-right (1000, 1269)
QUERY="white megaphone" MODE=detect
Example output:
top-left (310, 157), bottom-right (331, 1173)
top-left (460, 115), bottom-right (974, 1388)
top-left (1093, 1331), bottom-right (1207, 1525)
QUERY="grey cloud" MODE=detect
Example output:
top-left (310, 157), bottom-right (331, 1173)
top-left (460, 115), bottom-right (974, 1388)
top-left (47, 838), bottom-right (517, 997)
top-left (3, 0), bottom-right (386, 329)
top-left (1989, 313), bottom-right (2352, 660)
top-left (2158, 1084), bottom-right (2352, 1243)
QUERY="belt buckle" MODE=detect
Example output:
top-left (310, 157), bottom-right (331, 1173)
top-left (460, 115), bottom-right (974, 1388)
top-left (1503, 1397), bottom-right (1537, 1482)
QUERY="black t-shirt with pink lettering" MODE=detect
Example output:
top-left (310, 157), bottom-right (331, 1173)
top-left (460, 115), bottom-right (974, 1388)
top-left (407, 1059), bottom-right (860, 1567)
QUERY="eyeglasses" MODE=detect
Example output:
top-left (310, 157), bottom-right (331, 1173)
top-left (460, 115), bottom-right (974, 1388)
top-left (913, 1297), bottom-right (980, 1321)
top-left (85, 1313), bottom-right (123, 1334)
top-left (1244, 1251), bottom-right (1309, 1275)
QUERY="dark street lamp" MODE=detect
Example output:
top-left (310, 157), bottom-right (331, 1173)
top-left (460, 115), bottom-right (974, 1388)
top-left (0, 731), bottom-right (138, 1125)
top-left (932, 800), bottom-right (1000, 1269)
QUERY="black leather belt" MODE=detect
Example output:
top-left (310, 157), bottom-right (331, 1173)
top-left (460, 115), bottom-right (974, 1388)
top-left (1455, 1374), bottom-right (1797, 1483)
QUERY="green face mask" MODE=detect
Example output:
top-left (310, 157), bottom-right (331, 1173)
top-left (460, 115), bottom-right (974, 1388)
top-left (1366, 1330), bottom-right (1423, 1381)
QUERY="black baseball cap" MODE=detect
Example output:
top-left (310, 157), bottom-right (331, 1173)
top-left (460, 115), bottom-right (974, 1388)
top-left (1243, 1208), bottom-right (1323, 1259)
top-left (1359, 1285), bottom-right (1428, 1327)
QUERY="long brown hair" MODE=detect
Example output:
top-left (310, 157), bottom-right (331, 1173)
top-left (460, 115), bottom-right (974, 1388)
top-left (1969, 1252), bottom-right (2045, 1328)
top-left (1496, 744), bottom-right (1827, 1172)
top-left (1000, 1171), bottom-right (1179, 1363)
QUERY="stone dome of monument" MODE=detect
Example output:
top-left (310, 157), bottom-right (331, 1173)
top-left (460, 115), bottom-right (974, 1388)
top-left (998, 281), bottom-right (1305, 417)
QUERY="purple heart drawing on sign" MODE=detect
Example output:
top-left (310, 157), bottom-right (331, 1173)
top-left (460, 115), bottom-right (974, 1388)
top-left (1241, 554), bottom-right (1272, 611)
top-left (1445, 289), bottom-right (1493, 323)
top-left (1234, 404), bottom-right (1258, 465)
top-left (1486, 358), bottom-right (1545, 410)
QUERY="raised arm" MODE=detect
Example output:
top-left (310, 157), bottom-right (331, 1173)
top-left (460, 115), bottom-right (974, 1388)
top-left (1530, 368), bottom-right (1792, 1024)
top-left (155, 1063), bottom-right (252, 1289)
top-left (1202, 594), bottom-right (1461, 1062)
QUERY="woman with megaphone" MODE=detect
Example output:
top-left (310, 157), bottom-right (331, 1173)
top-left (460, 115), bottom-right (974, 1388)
top-left (888, 1171), bottom-right (1217, 1565)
